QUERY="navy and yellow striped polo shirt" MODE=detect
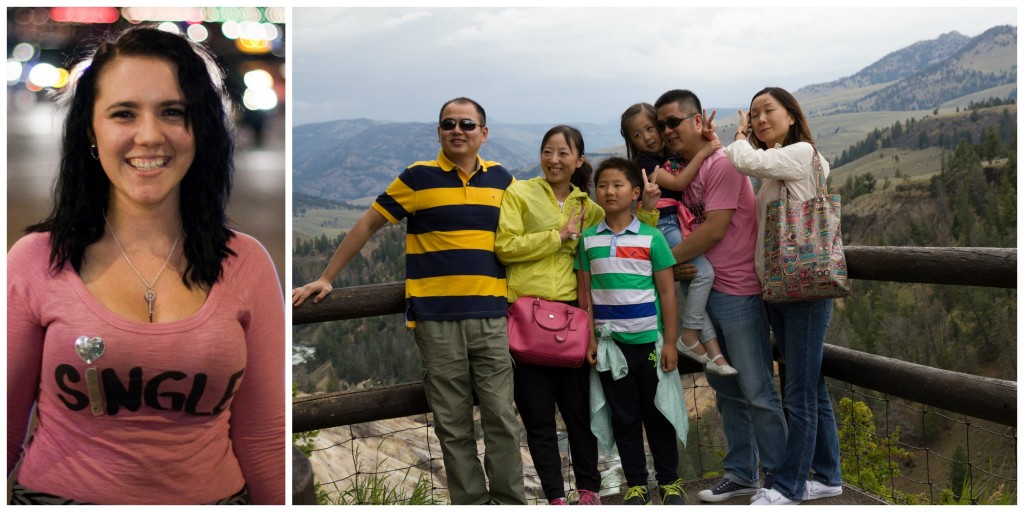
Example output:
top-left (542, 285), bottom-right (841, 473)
top-left (372, 149), bottom-right (513, 327)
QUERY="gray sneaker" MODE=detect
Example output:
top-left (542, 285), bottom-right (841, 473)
top-left (697, 478), bottom-right (758, 502)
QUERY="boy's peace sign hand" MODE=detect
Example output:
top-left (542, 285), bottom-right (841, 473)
top-left (640, 168), bottom-right (661, 211)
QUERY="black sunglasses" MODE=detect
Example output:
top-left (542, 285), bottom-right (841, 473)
top-left (656, 113), bottom-right (697, 132)
top-left (440, 118), bottom-right (481, 131)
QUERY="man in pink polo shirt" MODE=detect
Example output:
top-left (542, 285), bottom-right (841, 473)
top-left (654, 89), bottom-right (787, 503)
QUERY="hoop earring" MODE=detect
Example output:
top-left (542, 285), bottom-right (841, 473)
top-left (90, 145), bottom-right (99, 160)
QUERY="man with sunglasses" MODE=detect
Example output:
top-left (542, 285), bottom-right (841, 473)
top-left (653, 90), bottom-right (787, 503)
top-left (292, 97), bottom-right (526, 505)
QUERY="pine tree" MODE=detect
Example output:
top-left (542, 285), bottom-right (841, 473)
top-left (980, 126), bottom-right (1004, 162)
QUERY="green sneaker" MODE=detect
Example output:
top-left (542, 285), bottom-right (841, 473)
top-left (659, 478), bottom-right (686, 505)
top-left (623, 485), bottom-right (651, 505)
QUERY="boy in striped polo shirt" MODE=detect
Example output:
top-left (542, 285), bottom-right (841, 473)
top-left (579, 157), bottom-right (684, 505)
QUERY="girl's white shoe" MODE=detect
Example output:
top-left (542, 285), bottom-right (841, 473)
top-left (676, 336), bottom-right (711, 365)
top-left (705, 354), bottom-right (739, 377)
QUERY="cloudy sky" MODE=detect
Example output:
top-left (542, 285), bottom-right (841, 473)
top-left (292, 5), bottom-right (1016, 127)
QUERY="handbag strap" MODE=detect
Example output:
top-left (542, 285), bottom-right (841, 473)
top-left (810, 147), bottom-right (828, 195)
top-left (575, 201), bottom-right (589, 312)
top-left (777, 145), bottom-right (827, 199)
top-left (576, 239), bottom-right (589, 312)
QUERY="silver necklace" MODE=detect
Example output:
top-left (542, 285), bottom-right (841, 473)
top-left (104, 214), bottom-right (181, 322)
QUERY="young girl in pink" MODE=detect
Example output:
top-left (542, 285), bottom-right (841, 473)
top-left (620, 103), bottom-right (736, 376)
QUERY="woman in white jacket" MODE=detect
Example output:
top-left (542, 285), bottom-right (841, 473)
top-left (723, 87), bottom-right (843, 505)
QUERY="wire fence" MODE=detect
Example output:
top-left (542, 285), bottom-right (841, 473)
top-left (300, 372), bottom-right (1016, 505)
top-left (831, 381), bottom-right (1017, 505)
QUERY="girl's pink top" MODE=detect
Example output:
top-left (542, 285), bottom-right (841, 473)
top-left (7, 231), bottom-right (285, 504)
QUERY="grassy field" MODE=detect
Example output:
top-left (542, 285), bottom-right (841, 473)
top-left (293, 189), bottom-right (382, 241)
top-left (293, 207), bottom-right (366, 242)
top-left (829, 146), bottom-right (945, 184)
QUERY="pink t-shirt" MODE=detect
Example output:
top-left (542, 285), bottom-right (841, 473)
top-left (7, 231), bottom-right (285, 504)
top-left (680, 148), bottom-right (761, 295)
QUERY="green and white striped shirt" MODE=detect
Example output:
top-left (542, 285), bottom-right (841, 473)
top-left (578, 216), bottom-right (676, 344)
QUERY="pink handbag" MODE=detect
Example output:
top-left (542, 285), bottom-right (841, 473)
top-left (507, 297), bottom-right (589, 368)
top-left (507, 234), bottom-right (590, 368)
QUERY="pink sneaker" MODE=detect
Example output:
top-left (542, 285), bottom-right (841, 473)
top-left (576, 489), bottom-right (602, 505)
top-left (549, 497), bottom-right (568, 505)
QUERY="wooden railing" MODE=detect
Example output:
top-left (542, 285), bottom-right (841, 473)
top-left (293, 246), bottom-right (1017, 431)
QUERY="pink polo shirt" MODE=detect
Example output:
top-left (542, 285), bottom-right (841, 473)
top-left (680, 148), bottom-right (762, 295)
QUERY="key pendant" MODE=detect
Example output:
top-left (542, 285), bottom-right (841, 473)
top-left (86, 368), bottom-right (104, 416)
top-left (145, 289), bottom-right (155, 322)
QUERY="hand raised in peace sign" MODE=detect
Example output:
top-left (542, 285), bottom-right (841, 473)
top-left (735, 109), bottom-right (750, 141)
top-left (640, 166), bottom-right (661, 212)
top-left (559, 203), bottom-right (586, 243)
top-left (702, 109), bottom-right (718, 141)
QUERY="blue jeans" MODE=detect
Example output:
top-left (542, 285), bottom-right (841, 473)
top-left (705, 292), bottom-right (787, 487)
top-left (659, 215), bottom-right (717, 342)
top-left (766, 299), bottom-right (842, 501)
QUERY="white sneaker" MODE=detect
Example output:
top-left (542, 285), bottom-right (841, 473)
top-left (751, 488), bottom-right (795, 505)
top-left (804, 480), bottom-right (843, 501)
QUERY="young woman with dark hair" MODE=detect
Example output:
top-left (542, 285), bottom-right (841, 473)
top-left (7, 26), bottom-right (284, 505)
top-left (724, 86), bottom-right (843, 505)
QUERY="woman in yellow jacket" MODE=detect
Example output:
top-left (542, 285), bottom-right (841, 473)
top-left (495, 125), bottom-right (659, 505)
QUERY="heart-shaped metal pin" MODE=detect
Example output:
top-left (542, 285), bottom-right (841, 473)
top-left (75, 336), bottom-right (105, 364)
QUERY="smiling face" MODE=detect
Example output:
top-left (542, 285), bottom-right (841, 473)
top-left (437, 101), bottom-right (487, 166)
top-left (749, 92), bottom-right (795, 147)
top-left (594, 167), bottom-right (640, 216)
top-left (625, 113), bottom-right (663, 154)
top-left (539, 132), bottom-right (583, 190)
top-left (91, 56), bottom-right (195, 213)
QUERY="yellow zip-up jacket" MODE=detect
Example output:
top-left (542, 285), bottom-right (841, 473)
top-left (496, 177), bottom-right (658, 302)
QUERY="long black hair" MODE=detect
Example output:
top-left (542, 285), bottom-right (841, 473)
top-left (540, 125), bottom-right (593, 194)
top-left (28, 26), bottom-right (235, 289)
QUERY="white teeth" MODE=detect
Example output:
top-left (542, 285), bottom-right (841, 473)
top-left (128, 158), bottom-right (167, 171)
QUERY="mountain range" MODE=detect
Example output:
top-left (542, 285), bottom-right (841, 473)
top-left (293, 25), bottom-right (1016, 203)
